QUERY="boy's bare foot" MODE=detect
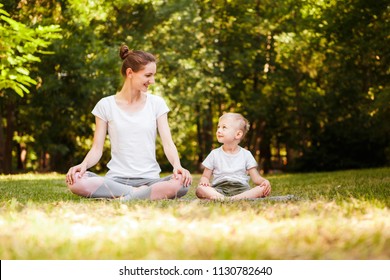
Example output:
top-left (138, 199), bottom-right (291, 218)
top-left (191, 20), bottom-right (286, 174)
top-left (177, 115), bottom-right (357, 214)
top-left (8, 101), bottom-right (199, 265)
top-left (230, 185), bottom-right (267, 200)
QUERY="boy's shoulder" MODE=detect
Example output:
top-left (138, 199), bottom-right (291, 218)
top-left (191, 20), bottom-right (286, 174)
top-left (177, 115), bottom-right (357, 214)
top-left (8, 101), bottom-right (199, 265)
top-left (204, 146), bottom-right (222, 157)
top-left (238, 147), bottom-right (257, 160)
top-left (239, 146), bottom-right (251, 153)
top-left (213, 146), bottom-right (249, 156)
top-left (205, 147), bottom-right (219, 156)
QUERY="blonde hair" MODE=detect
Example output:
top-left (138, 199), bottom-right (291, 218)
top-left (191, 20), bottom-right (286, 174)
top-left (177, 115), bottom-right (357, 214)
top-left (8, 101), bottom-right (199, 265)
top-left (219, 112), bottom-right (250, 137)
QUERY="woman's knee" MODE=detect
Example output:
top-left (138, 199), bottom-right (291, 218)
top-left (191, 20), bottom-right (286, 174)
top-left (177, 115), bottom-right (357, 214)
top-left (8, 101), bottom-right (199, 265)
top-left (67, 172), bottom-right (83, 194)
top-left (171, 173), bottom-right (183, 182)
top-left (67, 181), bottom-right (88, 196)
top-left (172, 174), bottom-right (190, 197)
top-left (176, 186), bottom-right (188, 198)
top-left (157, 175), bottom-right (188, 198)
top-left (168, 174), bottom-right (185, 189)
top-left (67, 184), bottom-right (80, 196)
top-left (67, 174), bottom-right (102, 197)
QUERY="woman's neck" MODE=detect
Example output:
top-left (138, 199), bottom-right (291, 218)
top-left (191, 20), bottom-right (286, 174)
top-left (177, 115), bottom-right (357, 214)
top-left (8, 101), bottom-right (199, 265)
top-left (117, 83), bottom-right (142, 103)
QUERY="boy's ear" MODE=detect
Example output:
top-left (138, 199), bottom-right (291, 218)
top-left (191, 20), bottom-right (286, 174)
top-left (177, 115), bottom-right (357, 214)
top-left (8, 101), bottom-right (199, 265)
top-left (236, 130), bottom-right (244, 140)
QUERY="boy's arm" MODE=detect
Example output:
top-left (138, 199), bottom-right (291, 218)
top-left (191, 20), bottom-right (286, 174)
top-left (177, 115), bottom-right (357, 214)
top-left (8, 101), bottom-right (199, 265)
top-left (248, 167), bottom-right (271, 196)
top-left (199, 168), bottom-right (213, 187)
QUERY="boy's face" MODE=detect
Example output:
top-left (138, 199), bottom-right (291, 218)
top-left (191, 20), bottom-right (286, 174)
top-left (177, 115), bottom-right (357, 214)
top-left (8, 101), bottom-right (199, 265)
top-left (216, 116), bottom-right (242, 144)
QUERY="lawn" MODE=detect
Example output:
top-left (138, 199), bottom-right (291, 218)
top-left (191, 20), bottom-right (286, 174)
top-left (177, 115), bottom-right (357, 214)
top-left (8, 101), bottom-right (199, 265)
top-left (0, 167), bottom-right (389, 260)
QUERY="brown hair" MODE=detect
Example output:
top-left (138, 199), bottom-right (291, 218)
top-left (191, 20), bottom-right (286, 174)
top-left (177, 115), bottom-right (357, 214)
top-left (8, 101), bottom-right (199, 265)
top-left (119, 44), bottom-right (156, 76)
top-left (220, 112), bottom-right (250, 138)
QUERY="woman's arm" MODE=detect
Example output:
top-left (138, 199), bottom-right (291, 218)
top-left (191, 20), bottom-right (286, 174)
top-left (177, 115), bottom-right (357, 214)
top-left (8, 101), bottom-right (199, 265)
top-left (157, 113), bottom-right (192, 186)
top-left (66, 117), bottom-right (107, 184)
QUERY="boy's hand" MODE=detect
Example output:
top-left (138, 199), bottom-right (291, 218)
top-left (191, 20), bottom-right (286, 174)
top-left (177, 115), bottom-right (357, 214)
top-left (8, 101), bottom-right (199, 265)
top-left (198, 176), bottom-right (211, 187)
top-left (199, 182), bottom-right (211, 187)
top-left (260, 179), bottom-right (271, 197)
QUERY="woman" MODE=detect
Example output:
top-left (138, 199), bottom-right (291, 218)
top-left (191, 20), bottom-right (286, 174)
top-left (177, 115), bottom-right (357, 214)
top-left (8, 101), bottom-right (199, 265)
top-left (66, 45), bottom-right (191, 200)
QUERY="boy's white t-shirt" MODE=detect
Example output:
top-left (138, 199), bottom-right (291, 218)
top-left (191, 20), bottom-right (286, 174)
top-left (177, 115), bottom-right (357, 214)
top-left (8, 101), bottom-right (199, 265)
top-left (92, 93), bottom-right (169, 179)
top-left (202, 146), bottom-right (258, 186)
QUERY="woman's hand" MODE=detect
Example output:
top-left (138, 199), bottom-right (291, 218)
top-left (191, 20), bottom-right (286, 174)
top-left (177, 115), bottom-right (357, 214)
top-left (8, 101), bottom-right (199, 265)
top-left (66, 163), bottom-right (87, 185)
top-left (173, 166), bottom-right (192, 187)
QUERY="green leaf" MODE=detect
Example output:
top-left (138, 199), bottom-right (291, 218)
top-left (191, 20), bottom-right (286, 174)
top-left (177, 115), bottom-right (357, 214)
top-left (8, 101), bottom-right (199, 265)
top-left (15, 67), bottom-right (30, 76)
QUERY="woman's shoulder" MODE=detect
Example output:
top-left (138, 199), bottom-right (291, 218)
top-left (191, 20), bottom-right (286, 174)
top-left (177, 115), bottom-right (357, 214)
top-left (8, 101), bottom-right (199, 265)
top-left (147, 93), bottom-right (169, 114)
top-left (99, 95), bottom-right (115, 102)
top-left (147, 93), bottom-right (167, 104)
top-left (95, 95), bottom-right (115, 106)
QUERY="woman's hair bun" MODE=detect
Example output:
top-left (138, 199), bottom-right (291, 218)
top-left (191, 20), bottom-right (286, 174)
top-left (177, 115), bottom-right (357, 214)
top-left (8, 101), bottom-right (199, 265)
top-left (119, 44), bottom-right (131, 60)
top-left (119, 45), bottom-right (156, 76)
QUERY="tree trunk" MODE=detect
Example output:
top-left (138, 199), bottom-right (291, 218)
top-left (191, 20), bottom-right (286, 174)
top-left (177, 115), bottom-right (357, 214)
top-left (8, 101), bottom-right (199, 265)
top-left (252, 119), bottom-right (272, 174)
top-left (195, 100), bottom-right (214, 172)
top-left (260, 132), bottom-right (272, 174)
top-left (16, 143), bottom-right (26, 170)
top-left (195, 103), bottom-right (204, 171)
top-left (2, 101), bottom-right (16, 174)
top-left (204, 99), bottom-right (213, 153)
top-left (0, 105), bottom-right (5, 173)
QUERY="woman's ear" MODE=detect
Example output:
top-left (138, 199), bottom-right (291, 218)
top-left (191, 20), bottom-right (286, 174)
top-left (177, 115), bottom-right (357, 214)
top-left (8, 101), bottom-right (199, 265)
top-left (126, 68), bottom-right (133, 77)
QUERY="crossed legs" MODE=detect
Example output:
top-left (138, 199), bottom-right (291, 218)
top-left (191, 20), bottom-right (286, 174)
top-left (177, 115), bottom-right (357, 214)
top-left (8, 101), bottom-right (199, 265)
top-left (67, 172), bottom-right (188, 200)
top-left (196, 184), bottom-right (268, 200)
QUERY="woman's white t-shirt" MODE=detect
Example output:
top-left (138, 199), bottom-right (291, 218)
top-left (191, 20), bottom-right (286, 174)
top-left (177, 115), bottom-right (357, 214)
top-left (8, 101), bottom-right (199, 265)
top-left (92, 93), bottom-right (169, 179)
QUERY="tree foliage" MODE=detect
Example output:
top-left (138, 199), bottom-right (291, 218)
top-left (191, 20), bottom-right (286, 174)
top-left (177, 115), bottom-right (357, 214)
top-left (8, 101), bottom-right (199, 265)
top-left (0, 4), bottom-right (62, 96)
top-left (0, 0), bottom-right (389, 174)
top-left (0, 2), bottom-right (62, 173)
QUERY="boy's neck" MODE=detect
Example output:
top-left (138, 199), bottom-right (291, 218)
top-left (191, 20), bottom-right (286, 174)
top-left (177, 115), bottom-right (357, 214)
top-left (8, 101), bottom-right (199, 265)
top-left (221, 143), bottom-right (240, 154)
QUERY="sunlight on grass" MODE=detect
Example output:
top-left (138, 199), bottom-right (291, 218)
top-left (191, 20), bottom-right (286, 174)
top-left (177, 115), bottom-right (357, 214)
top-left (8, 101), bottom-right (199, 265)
top-left (0, 168), bottom-right (389, 259)
top-left (1, 199), bottom-right (389, 260)
top-left (0, 172), bottom-right (64, 181)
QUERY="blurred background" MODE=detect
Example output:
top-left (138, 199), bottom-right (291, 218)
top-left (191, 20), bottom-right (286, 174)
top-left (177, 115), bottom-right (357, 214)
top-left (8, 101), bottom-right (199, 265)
top-left (0, 0), bottom-right (389, 175)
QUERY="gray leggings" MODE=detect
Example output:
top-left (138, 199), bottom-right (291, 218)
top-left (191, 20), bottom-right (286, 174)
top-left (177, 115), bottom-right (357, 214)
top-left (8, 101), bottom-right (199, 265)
top-left (86, 172), bottom-right (188, 201)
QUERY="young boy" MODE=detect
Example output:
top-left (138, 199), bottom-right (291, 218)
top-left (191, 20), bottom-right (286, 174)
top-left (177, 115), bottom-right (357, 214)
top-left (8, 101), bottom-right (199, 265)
top-left (196, 113), bottom-right (271, 200)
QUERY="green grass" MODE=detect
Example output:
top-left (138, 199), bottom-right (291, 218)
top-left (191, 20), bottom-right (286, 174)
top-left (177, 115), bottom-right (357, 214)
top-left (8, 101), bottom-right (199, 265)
top-left (0, 167), bottom-right (389, 260)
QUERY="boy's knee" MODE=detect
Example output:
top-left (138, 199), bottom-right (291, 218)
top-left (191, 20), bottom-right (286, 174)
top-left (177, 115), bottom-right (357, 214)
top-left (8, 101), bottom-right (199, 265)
top-left (195, 186), bottom-right (205, 198)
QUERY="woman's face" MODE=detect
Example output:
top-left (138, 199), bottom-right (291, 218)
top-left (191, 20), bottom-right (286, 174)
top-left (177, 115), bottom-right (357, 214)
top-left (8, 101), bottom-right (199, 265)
top-left (131, 62), bottom-right (156, 92)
